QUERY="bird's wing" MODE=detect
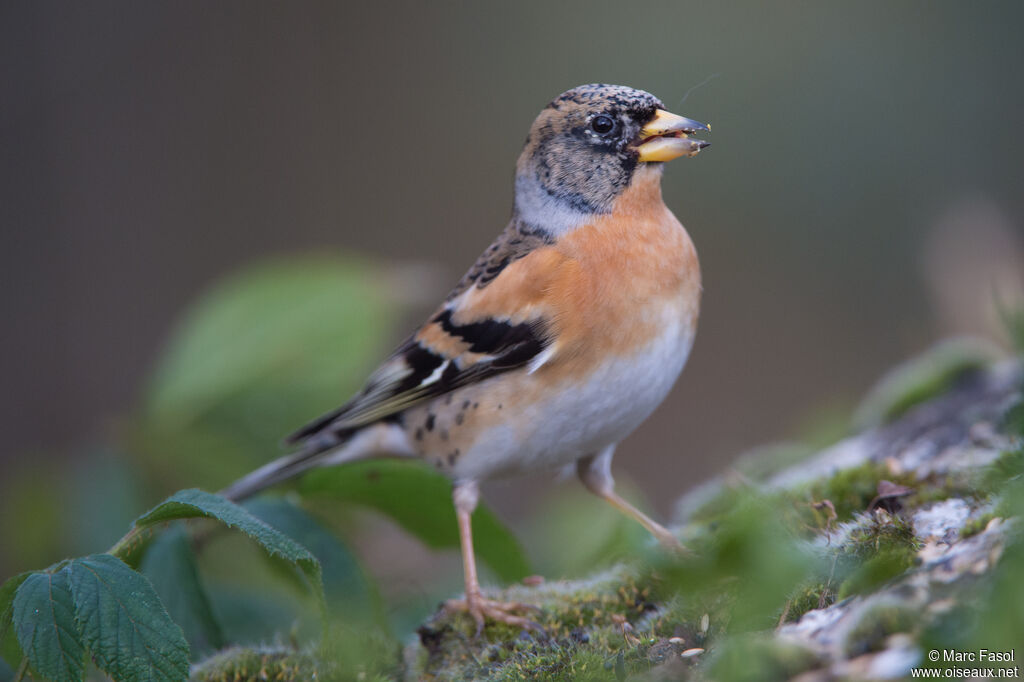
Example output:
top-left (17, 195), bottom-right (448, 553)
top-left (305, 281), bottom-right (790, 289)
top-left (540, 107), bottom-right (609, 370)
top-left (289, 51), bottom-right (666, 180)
top-left (286, 221), bottom-right (561, 445)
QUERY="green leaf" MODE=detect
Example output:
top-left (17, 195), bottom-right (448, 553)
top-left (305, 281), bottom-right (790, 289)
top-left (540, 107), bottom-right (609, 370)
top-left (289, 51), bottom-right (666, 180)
top-left (244, 498), bottom-right (377, 621)
top-left (69, 554), bottom-right (189, 682)
top-left (144, 256), bottom-right (395, 429)
top-left (130, 256), bottom-right (401, 491)
top-left (130, 489), bottom-right (323, 603)
top-left (300, 460), bottom-right (530, 583)
top-left (140, 525), bottom-right (224, 656)
top-left (0, 572), bottom-right (30, 670)
top-left (12, 568), bottom-right (85, 682)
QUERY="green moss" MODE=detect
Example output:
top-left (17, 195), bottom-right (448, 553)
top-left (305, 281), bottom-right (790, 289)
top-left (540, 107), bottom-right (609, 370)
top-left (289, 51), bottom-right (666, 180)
top-left (191, 646), bottom-right (321, 682)
top-left (960, 513), bottom-right (996, 538)
top-left (777, 510), bottom-right (924, 613)
top-left (792, 459), bottom-right (975, 535)
top-left (837, 551), bottom-right (915, 600)
top-left (644, 594), bottom-right (717, 646)
top-left (848, 511), bottom-right (919, 555)
top-left (843, 603), bottom-right (918, 657)
top-left (835, 512), bottom-right (921, 599)
top-left (488, 642), bottom-right (635, 682)
top-left (782, 582), bottom-right (837, 623)
top-left (798, 461), bottom-right (905, 522)
top-left (413, 567), bottom-right (676, 680)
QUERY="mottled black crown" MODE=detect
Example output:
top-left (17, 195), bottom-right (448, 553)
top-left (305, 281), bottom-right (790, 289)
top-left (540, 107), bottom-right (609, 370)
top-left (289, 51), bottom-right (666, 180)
top-left (548, 84), bottom-right (664, 117)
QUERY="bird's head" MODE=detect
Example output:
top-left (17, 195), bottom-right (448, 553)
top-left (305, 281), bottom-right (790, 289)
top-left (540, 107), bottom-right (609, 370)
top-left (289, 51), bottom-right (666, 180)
top-left (514, 83), bottom-right (709, 233)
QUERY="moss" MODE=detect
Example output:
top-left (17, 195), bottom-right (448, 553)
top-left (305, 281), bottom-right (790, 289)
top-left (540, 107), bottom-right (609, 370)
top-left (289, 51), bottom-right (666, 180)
top-left (778, 510), bottom-right (924, 612)
top-left (960, 513), bottom-right (996, 538)
top-left (843, 603), bottom-right (919, 657)
top-left (644, 595), bottom-right (717, 646)
top-left (791, 459), bottom-right (975, 536)
top-left (488, 642), bottom-right (635, 682)
top-left (191, 646), bottom-right (321, 682)
top-left (837, 551), bottom-right (914, 600)
top-left (413, 567), bottom-right (677, 680)
top-left (848, 511), bottom-right (919, 555)
top-left (781, 582), bottom-right (837, 623)
top-left (797, 461), bottom-right (909, 523)
top-left (835, 512), bottom-right (921, 599)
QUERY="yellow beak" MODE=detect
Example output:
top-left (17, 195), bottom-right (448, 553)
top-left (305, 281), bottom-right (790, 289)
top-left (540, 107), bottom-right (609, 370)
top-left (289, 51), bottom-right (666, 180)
top-left (636, 109), bottom-right (711, 162)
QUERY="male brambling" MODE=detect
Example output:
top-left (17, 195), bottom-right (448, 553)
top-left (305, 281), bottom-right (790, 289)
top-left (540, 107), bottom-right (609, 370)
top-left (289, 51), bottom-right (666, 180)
top-left (222, 84), bottom-right (710, 631)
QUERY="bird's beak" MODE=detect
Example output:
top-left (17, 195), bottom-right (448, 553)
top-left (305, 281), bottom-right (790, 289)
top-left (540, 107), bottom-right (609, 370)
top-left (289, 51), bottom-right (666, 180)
top-left (636, 109), bottom-right (711, 162)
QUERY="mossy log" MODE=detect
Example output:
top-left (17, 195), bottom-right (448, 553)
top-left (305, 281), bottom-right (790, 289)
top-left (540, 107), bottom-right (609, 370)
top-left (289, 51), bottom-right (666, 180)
top-left (405, 354), bottom-right (1022, 681)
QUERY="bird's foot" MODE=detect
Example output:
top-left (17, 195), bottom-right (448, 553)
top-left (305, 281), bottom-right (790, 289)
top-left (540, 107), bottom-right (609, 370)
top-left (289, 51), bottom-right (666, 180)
top-left (444, 592), bottom-right (543, 636)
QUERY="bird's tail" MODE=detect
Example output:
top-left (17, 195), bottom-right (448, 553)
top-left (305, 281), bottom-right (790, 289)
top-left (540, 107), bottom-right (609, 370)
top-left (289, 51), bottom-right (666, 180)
top-left (219, 447), bottom-right (318, 502)
top-left (219, 431), bottom-right (356, 502)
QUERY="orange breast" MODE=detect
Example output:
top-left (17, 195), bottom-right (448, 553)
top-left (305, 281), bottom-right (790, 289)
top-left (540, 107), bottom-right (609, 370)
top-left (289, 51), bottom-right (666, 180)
top-left (544, 166), bottom-right (701, 373)
top-left (430, 165), bottom-right (700, 384)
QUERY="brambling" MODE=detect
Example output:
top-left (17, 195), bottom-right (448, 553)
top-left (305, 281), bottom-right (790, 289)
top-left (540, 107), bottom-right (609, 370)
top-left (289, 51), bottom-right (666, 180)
top-left (223, 84), bottom-right (710, 631)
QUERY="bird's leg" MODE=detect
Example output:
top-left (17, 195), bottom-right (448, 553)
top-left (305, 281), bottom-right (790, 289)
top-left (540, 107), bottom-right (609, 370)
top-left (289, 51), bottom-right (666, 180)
top-left (443, 480), bottom-right (542, 634)
top-left (577, 446), bottom-right (688, 552)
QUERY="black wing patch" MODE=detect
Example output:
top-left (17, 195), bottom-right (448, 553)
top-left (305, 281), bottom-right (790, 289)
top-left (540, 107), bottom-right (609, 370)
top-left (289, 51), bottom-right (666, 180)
top-left (285, 315), bottom-right (549, 446)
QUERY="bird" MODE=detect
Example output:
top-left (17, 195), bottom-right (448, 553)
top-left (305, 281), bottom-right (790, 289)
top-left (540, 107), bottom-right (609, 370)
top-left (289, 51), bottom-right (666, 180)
top-left (221, 83), bottom-right (710, 632)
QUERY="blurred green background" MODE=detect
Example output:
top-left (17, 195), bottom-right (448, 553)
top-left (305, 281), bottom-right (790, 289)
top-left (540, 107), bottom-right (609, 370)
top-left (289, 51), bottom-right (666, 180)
top-left (2, 0), bottom-right (1023, 645)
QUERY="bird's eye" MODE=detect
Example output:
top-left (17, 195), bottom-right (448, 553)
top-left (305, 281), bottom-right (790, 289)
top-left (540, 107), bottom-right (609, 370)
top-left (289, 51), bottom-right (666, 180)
top-left (590, 115), bottom-right (616, 135)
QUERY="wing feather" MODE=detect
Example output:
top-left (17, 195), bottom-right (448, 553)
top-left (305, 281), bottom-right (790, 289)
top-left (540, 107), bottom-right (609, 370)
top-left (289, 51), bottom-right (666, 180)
top-left (286, 220), bottom-right (556, 446)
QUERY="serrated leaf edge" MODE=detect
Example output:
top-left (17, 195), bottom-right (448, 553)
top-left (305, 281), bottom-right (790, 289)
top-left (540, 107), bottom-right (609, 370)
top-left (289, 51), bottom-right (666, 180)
top-left (70, 555), bottom-right (189, 682)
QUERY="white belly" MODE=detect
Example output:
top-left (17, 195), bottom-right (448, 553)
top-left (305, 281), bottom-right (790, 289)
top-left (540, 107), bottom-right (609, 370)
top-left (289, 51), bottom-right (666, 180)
top-left (454, 309), bottom-right (695, 479)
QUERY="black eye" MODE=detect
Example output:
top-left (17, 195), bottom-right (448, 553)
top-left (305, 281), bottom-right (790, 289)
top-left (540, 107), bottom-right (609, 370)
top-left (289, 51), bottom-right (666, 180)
top-left (590, 115), bottom-right (615, 135)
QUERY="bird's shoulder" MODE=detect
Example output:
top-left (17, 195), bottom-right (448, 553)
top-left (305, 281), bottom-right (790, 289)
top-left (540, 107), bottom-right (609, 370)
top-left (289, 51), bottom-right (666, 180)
top-left (285, 220), bottom-right (565, 445)
top-left (446, 218), bottom-right (556, 300)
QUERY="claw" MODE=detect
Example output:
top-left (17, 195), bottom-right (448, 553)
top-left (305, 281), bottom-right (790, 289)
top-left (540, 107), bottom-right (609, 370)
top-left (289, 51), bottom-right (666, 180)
top-left (445, 595), bottom-right (545, 636)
